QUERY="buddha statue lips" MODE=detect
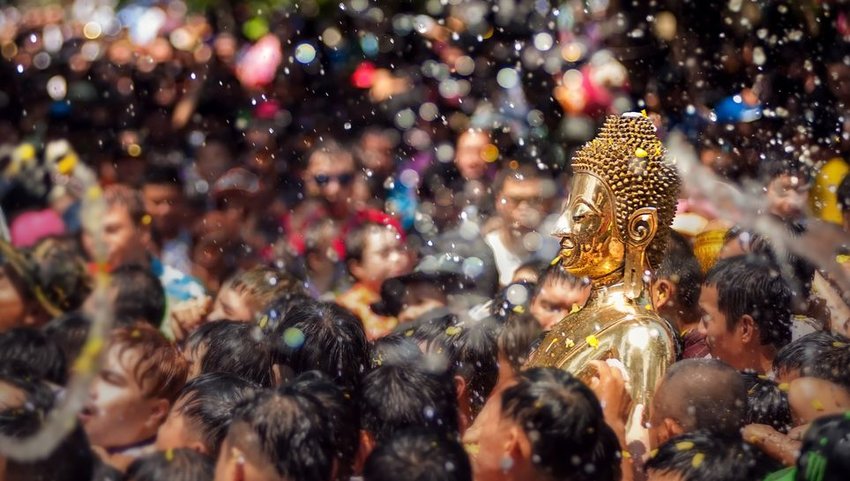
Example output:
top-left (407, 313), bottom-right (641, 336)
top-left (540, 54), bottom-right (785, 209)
top-left (526, 113), bottom-right (681, 428)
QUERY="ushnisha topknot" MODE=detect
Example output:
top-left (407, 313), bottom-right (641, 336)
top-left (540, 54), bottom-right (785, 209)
top-left (571, 113), bottom-right (680, 268)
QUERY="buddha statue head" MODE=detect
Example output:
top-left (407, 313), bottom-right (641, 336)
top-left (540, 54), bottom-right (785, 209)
top-left (554, 113), bottom-right (680, 298)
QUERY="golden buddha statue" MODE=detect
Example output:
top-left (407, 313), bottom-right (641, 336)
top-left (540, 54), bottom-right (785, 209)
top-left (526, 113), bottom-right (680, 420)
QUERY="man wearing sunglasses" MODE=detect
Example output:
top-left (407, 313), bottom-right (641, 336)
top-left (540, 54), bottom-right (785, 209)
top-left (302, 140), bottom-right (359, 221)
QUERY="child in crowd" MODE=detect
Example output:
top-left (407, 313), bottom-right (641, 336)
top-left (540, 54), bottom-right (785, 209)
top-left (155, 373), bottom-right (259, 456)
top-left (337, 218), bottom-right (413, 339)
top-left (528, 264), bottom-right (590, 330)
top-left (183, 321), bottom-right (274, 387)
top-left (80, 323), bottom-right (188, 469)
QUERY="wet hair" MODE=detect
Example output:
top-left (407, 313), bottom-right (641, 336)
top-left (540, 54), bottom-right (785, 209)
top-left (655, 359), bottom-right (747, 436)
top-left (111, 264), bottom-right (167, 328)
top-left (656, 231), bottom-right (703, 316)
top-left (227, 387), bottom-right (335, 481)
top-left (773, 331), bottom-right (847, 378)
top-left (124, 449), bottom-right (212, 481)
top-left (497, 309), bottom-right (543, 373)
top-left (500, 367), bottom-right (621, 481)
top-left (42, 311), bottom-right (91, 370)
top-left (704, 255), bottom-right (792, 349)
top-left (103, 184), bottom-right (145, 225)
top-left (173, 373), bottom-right (260, 455)
top-left (0, 327), bottom-right (67, 385)
top-left (142, 164), bottom-right (184, 190)
top-left (646, 431), bottom-right (779, 481)
top-left (0, 368), bottom-right (95, 481)
top-left (424, 316), bottom-right (499, 415)
top-left (224, 265), bottom-right (307, 317)
top-left (288, 371), bottom-right (360, 478)
top-left (532, 264), bottom-right (586, 300)
top-left (513, 259), bottom-right (549, 283)
top-left (270, 300), bottom-right (369, 397)
top-left (797, 335), bottom-right (850, 390)
top-left (740, 371), bottom-right (793, 433)
top-left (370, 333), bottom-right (425, 369)
top-left (185, 321), bottom-right (274, 387)
top-left (110, 323), bottom-right (188, 402)
top-left (491, 281), bottom-right (535, 323)
top-left (361, 361), bottom-right (459, 443)
top-left (363, 429), bottom-right (472, 481)
top-left (795, 412), bottom-right (850, 481)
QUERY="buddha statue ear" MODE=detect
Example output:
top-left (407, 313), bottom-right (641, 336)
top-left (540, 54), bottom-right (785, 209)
top-left (623, 207), bottom-right (658, 299)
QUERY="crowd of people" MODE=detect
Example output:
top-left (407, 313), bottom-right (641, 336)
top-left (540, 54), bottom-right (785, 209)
top-left (2, 0), bottom-right (850, 481)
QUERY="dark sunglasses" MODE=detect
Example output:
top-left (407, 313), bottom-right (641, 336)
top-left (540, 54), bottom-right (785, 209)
top-left (314, 173), bottom-right (355, 186)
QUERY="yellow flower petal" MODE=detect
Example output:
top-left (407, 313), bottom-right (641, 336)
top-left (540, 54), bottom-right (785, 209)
top-left (586, 334), bottom-right (600, 349)
top-left (635, 147), bottom-right (648, 158)
top-left (570, 303), bottom-right (581, 314)
top-left (812, 399), bottom-right (824, 411)
top-left (445, 326), bottom-right (462, 336)
top-left (57, 153), bottom-right (78, 175)
top-left (675, 441), bottom-right (694, 451)
top-left (691, 452), bottom-right (704, 468)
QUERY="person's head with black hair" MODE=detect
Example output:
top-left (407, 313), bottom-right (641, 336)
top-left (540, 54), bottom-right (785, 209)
top-left (270, 300), bottom-right (369, 397)
top-left (369, 333), bottom-right (425, 369)
top-left (0, 365), bottom-right (95, 481)
top-left (288, 371), bottom-right (360, 480)
top-left (471, 367), bottom-right (621, 481)
top-left (363, 429), bottom-right (472, 481)
top-left (0, 326), bottom-right (67, 385)
top-left (360, 359), bottom-right (459, 459)
top-left (761, 157), bottom-right (810, 221)
top-left (184, 321), bottom-right (274, 387)
top-left (511, 259), bottom-right (548, 284)
top-left (529, 264), bottom-right (590, 330)
top-left (700, 255), bottom-right (792, 372)
top-left (740, 371), bottom-right (793, 434)
top-left (789, 411), bottom-right (850, 481)
top-left (646, 431), bottom-right (779, 481)
top-left (42, 311), bottom-right (91, 372)
top-left (649, 359), bottom-right (747, 449)
top-left (652, 231), bottom-right (703, 331)
top-left (107, 264), bottom-right (167, 328)
top-left (492, 165), bottom-right (556, 241)
top-left (141, 164), bottom-right (186, 243)
top-left (490, 281), bottom-right (535, 324)
top-left (497, 308), bottom-right (543, 378)
top-left (343, 219), bottom-right (411, 294)
top-left (214, 387), bottom-right (335, 481)
top-left (774, 331), bottom-right (848, 383)
top-left (124, 448), bottom-right (213, 481)
top-left (209, 266), bottom-right (306, 323)
top-left (155, 372), bottom-right (259, 456)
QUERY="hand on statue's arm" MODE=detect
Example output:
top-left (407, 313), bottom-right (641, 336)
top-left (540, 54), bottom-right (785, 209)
top-left (742, 424), bottom-right (801, 466)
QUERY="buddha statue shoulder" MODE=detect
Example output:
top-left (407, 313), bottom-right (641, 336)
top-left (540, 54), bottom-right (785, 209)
top-left (526, 113), bottom-right (680, 412)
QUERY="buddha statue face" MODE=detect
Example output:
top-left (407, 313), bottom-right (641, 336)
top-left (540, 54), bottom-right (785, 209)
top-left (553, 172), bottom-right (626, 280)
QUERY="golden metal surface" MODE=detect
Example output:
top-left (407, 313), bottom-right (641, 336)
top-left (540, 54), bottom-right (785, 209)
top-left (694, 228), bottom-right (728, 274)
top-left (527, 113), bottom-right (680, 428)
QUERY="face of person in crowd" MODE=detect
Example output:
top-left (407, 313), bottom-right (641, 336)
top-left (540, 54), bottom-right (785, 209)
top-left (530, 278), bottom-right (591, 330)
top-left (82, 205), bottom-right (150, 268)
top-left (143, 183), bottom-right (185, 239)
top-left (697, 285), bottom-right (752, 370)
top-left (397, 282), bottom-right (448, 324)
top-left (766, 173), bottom-right (809, 221)
top-left (208, 284), bottom-right (253, 322)
top-left (0, 265), bottom-right (27, 332)
top-left (552, 173), bottom-right (625, 280)
top-left (496, 176), bottom-right (547, 236)
top-left (155, 397), bottom-right (207, 454)
top-left (196, 142), bottom-right (233, 184)
top-left (472, 402), bottom-right (533, 481)
top-left (80, 345), bottom-right (169, 448)
top-left (303, 151), bottom-right (357, 218)
top-left (349, 227), bottom-right (411, 291)
top-left (359, 131), bottom-right (395, 175)
top-left (454, 130), bottom-right (490, 181)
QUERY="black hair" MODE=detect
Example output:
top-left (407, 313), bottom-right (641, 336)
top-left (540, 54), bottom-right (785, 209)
top-left (227, 388), bottom-right (335, 481)
top-left (497, 309), bottom-right (543, 373)
top-left (0, 367), bottom-right (95, 481)
top-left (795, 412), bottom-right (850, 481)
top-left (531, 264), bottom-right (586, 301)
top-left (42, 311), bottom-right (91, 370)
top-left (185, 321), bottom-right (274, 387)
top-left (740, 371), bottom-right (793, 434)
top-left (500, 368), bottom-right (621, 481)
top-left (363, 429), bottom-right (472, 481)
top-left (111, 264), bottom-right (166, 328)
top-left (646, 431), bottom-right (780, 481)
top-left (773, 331), bottom-right (847, 377)
top-left (270, 300), bottom-right (369, 397)
top-left (287, 371), bottom-right (360, 479)
top-left (704, 255), bottom-right (792, 349)
top-left (656, 231), bottom-right (703, 316)
top-left (513, 258), bottom-right (549, 282)
top-left (361, 361), bottom-right (459, 443)
top-left (492, 164), bottom-right (547, 196)
top-left (142, 164), bottom-right (185, 189)
top-left (491, 281), bottom-right (535, 323)
top-left (370, 333), bottom-right (425, 369)
top-left (422, 316), bottom-right (499, 415)
top-left (798, 335), bottom-right (850, 390)
top-left (174, 372), bottom-right (260, 455)
top-left (124, 449), bottom-right (212, 481)
top-left (0, 327), bottom-right (67, 385)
